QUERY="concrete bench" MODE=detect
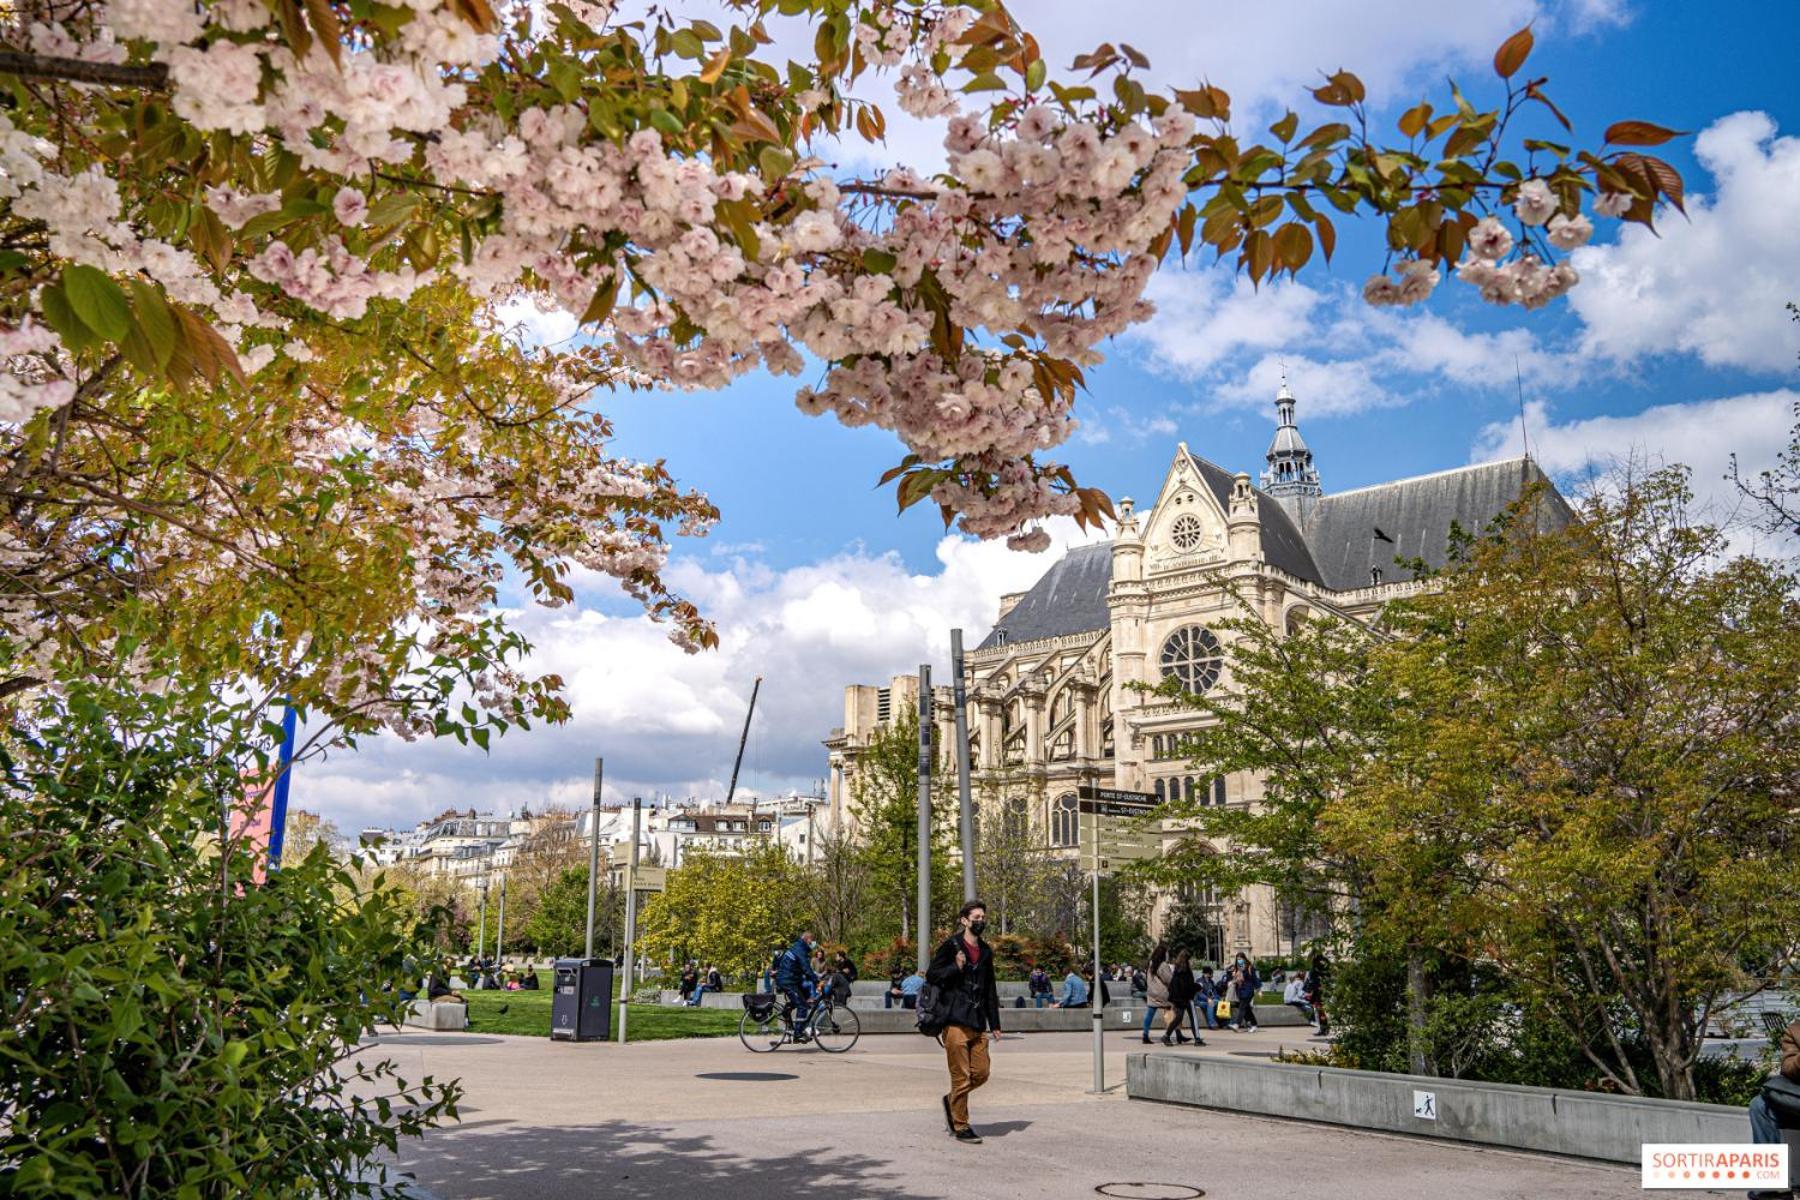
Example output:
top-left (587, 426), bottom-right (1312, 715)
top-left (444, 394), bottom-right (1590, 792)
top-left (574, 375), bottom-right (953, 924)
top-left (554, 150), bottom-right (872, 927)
top-left (404, 999), bottom-right (468, 1031)
top-left (1126, 1053), bottom-right (1796, 1168)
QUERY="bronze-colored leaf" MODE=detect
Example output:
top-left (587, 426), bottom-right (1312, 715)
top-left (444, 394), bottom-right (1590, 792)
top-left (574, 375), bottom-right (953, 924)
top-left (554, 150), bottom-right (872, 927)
top-left (303, 0), bottom-right (343, 67)
top-left (1603, 120), bottom-right (1687, 147)
top-left (1273, 222), bottom-right (1313, 273)
top-left (1492, 25), bottom-right (1533, 78)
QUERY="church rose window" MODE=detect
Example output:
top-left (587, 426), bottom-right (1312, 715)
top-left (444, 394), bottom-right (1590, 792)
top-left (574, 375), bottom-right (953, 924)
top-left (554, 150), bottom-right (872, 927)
top-left (1160, 626), bottom-right (1223, 694)
top-left (1170, 513), bottom-right (1204, 551)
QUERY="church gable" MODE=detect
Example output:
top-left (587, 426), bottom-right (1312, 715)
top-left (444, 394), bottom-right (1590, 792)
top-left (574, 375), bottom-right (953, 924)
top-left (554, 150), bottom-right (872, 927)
top-left (1142, 444), bottom-right (1229, 572)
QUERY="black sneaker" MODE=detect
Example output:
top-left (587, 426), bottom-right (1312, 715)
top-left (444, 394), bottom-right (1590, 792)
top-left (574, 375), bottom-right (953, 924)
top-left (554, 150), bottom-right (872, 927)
top-left (953, 1127), bottom-right (982, 1144)
top-left (941, 1094), bottom-right (955, 1135)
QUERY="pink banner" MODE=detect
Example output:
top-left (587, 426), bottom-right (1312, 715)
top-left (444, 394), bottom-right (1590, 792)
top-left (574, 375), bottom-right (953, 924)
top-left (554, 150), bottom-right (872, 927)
top-left (231, 771), bottom-right (277, 885)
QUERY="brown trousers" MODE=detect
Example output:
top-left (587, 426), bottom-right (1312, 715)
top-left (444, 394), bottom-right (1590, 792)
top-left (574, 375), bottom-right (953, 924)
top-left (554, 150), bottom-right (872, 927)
top-left (942, 1024), bottom-right (991, 1129)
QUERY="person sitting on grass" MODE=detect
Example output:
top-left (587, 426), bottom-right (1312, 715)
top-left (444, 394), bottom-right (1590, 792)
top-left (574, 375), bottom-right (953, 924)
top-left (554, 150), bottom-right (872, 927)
top-left (519, 967), bottom-right (540, 991)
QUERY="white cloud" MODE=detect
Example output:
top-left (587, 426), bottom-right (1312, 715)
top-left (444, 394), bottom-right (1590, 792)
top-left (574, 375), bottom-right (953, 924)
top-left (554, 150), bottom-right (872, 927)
top-left (1470, 389), bottom-right (1799, 532)
top-left (1570, 111), bottom-right (1800, 374)
top-left (1128, 269), bottom-right (1329, 379)
top-left (494, 293), bottom-right (579, 347)
top-left (297, 521), bottom-right (1107, 831)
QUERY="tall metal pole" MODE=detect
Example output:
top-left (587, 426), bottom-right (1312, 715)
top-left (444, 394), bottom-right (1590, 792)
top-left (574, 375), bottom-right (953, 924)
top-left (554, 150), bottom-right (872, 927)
top-left (950, 629), bottom-right (976, 902)
top-left (1092, 829), bottom-right (1105, 1094)
top-left (915, 665), bottom-right (933, 975)
top-left (495, 871), bottom-right (507, 970)
top-left (476, 878), bottom-right (488, 965)
top-left (725, 676), bottom-right (762, 805)
top-left (619, 796), bottom-right (642, 1044)
top-left (585, 756), bottom-right (603, 960)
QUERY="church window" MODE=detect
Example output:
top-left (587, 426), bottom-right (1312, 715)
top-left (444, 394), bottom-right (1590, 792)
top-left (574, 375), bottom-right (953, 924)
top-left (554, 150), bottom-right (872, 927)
top-left (1003, 795), bottom-right (1029, 839)
top-left (1170, 513), bottom-right (1205, 551)
top-left (1051, 793), bottom-right (1079, 847)
top-left (1154, 779), bottom-right (1166, 803)
top-left (1159, 626), bottom-right (1224, 695)
top-left (1212, 776), bottom-right (1228, 806)
top-left (1370, 567), bottom-right (1384, 585)
top-left (1185, 776), bottom-right (1197, 803)
top-left (1152, 734), bottom-right (1164, 758)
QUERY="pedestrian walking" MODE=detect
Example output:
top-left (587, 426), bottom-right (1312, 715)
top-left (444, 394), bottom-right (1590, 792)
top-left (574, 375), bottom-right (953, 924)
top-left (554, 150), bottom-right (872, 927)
top-left (1162, 950), bottom-right (1200, 1045)
top-left (1140, 944), bottom-right (1169, 1044)
top-left (929, 899), bottom-right (1003, 1145)
top-left (1305, 954), bottom-right (1330, 1036)
top-left (1230, 953), bottom-right (1260, 1032)
top-left (1170, 950), bottom-right (1207, 1045)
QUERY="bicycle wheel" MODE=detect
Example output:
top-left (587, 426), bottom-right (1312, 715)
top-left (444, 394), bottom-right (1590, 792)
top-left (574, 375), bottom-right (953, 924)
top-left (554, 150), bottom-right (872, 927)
top-left (810, 1000), bottom-right (860, 1053)
top-left (739, 1007), bottom-right (786, 1053)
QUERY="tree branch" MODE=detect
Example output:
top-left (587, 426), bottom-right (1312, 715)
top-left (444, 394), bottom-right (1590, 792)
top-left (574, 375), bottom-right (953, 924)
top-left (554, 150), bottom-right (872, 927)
top-left (0, 50), bottom-right (169, 90)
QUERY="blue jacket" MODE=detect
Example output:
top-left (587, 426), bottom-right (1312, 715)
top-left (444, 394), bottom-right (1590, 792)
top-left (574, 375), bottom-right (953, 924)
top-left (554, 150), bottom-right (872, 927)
top-left (1057, 973), bottom-right (1089, 1007)
top-left (774, 938), bottom-right (817, 990)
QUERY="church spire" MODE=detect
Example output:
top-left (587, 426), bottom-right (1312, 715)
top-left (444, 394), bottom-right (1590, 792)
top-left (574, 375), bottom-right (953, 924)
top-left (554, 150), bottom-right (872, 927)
top-left (1261, 368), bottom-right (1322, 499)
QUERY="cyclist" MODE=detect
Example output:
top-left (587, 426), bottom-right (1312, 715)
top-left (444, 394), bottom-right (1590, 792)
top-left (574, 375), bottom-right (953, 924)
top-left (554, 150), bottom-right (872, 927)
top-left (773, 930), bottom-right (819, 1041)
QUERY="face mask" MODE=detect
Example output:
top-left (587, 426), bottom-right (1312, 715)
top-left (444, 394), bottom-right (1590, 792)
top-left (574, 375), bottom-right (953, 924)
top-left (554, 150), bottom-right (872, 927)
top-left (968, 919), bottom-right (987, 936)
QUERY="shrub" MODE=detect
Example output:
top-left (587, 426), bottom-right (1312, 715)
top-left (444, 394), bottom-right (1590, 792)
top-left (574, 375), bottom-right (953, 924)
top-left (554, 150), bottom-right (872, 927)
top-left (0, 677), bottom-right (457, 1197)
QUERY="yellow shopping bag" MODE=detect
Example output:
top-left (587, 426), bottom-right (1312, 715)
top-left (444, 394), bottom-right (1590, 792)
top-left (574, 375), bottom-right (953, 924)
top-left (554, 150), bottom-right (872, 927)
top-left (1215, 999), bottom-right (1232, 1020)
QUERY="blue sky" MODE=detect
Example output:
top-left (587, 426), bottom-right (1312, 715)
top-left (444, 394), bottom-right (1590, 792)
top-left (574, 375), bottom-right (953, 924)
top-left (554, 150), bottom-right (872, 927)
top-left (304, 0), bottom-right (1800, 833)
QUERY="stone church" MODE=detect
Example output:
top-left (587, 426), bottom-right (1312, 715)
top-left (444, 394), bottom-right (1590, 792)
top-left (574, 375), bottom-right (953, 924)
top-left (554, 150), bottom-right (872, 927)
top-left (824, 380), bottom-right (1570, 959)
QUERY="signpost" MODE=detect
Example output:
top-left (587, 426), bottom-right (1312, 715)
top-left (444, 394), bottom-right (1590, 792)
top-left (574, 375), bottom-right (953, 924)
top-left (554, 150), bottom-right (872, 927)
top-left (1078, 785), bottom-right (1158, 1094)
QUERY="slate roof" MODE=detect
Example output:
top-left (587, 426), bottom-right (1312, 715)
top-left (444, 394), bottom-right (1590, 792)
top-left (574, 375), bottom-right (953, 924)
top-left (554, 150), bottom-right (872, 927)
top-left (973, 455), bottom-right (1571, 650)
top-left (1185, 452), bottom-right (1323, 584)
top-left (1295, 457), bottom-right (1572, 590)
top-left (975, 542), bottom-right (1114, 650)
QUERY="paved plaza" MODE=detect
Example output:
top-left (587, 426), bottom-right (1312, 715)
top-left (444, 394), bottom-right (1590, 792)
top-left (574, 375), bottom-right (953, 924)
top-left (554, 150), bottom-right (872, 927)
top-left (370, 1026), bottom-right (1727, 1200)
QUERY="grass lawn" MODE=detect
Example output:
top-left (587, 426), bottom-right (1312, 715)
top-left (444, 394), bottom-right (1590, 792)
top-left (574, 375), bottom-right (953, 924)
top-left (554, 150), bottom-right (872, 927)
top-left (462, 990), bottom-right (740, 1041)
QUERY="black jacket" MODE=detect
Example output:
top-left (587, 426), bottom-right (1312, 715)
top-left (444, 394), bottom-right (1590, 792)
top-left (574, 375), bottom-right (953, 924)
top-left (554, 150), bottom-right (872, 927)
top-left (926, 933), bottom-right (1003, 1034)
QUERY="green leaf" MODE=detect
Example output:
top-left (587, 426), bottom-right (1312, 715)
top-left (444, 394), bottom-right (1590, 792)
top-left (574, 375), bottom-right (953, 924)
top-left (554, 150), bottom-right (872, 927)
top-left (860, 248), bottom-right (897, 274)
top-left (222, 1040), bottom-right (249, 1068)
top-left (128, 280), bottom-right (177, 368)
top-left (649, 107), bottom-right (685, 138)
top-left (1024, 59), bottom-right (1047, 92)
top-left (38, 284), bottom-right (103, 353)
top-left (62, 265), bottom-right (132, 342)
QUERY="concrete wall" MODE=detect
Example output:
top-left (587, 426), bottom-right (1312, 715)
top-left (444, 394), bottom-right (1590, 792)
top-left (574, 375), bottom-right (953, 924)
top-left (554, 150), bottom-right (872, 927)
top-left (1127, 1053), bottom-right (1761, 1165)
top-left (659, 989), bottom-right (1304, 1031)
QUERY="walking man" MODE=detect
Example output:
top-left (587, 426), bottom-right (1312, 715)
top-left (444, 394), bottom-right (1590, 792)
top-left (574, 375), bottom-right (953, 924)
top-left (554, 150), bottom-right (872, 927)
top-left (929, 899), bottom-right (1003, 1144)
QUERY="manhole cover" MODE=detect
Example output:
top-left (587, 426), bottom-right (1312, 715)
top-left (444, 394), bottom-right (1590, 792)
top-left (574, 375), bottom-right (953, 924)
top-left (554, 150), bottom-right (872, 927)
top-left (1095, 1185), bottom-right (1204, 1199)
top-left (694, 1071), bottom-right (799, 1082)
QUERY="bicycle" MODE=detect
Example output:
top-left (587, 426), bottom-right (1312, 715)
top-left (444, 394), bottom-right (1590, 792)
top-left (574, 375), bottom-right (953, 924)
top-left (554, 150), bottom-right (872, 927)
top-left (739, 987), bottom-right (861, 1053)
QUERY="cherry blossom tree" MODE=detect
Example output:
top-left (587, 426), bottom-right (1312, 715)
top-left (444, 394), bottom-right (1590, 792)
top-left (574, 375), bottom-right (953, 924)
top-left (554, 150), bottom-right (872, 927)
top-left (0, 0), bottom-right (1688, 739)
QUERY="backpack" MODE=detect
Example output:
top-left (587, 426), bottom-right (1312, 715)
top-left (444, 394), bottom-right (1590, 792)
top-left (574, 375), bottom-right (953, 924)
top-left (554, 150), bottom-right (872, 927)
top-left (916, 980), bottom-right (949, 1036)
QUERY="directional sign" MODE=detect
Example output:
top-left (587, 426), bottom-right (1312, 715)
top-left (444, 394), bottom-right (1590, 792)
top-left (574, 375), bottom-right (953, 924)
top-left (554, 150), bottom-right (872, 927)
top-left (1080, 819), bottom-right (1162, 865)
top-left (628, 865), bottom-right (667, 893)
top-left (1077, 785), bottom-right (1157, 806)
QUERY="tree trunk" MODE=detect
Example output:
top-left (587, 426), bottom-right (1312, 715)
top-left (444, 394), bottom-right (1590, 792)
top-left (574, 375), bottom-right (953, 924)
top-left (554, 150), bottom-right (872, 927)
top-left (1406, 949), bottom-right (1437, 1076)
top-left (901, 893), bottom-right (910, 945)
top-left (1648, 1018), bottom-right (1697, 1101)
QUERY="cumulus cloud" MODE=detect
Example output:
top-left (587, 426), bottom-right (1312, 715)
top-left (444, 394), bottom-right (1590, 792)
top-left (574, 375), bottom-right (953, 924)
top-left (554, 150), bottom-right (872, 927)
top-left (1470, 389), bottom-right (1799, 532)
top-left (1570, 111), bottom-right (1800, 373)
top-left (298, 522), bottom-right (1107, 831)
